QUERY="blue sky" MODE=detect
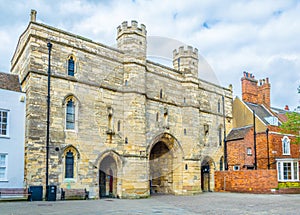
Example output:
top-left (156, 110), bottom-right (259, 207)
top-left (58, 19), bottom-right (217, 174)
top-left (0, 0), bottom-right (299, 110)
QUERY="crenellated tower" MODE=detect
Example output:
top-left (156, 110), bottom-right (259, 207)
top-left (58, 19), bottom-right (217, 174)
top-left (117, 20), bottom-right (147, 64)
top-left (173, 46), bottom-right (198, 77)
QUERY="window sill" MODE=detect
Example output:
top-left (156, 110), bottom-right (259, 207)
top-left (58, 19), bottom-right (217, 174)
top-left (65, 129), bottom-right (77, 133)
top-left (0, 136), bottom-right (10, 139)
top-left (278, 180), bottom-right (299, 182)
top-left (0, 179), bottom-right (8, 182)
top-left (63, 178), bottom-right (76, 183)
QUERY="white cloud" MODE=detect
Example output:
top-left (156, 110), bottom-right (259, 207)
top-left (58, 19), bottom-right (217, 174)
top-left (0, 0), bottom-right (299, 110)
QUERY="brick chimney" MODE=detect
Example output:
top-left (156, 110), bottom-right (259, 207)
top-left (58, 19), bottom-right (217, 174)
top-left (241, 71), bottom-right (258, 104)
top-left (241, 71), bottom-right (271, 107)
top-left (284, 105), bottom-right (289, 111)
top-left (257, 77), bottom-right (271, 108)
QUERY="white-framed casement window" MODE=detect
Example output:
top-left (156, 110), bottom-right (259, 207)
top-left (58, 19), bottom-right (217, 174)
top-left (247, 147), bottom-right (252, 156)
top-left (0, 110), bottom-right (9, 137)
top-left (282, 136), bottom-right (291, 155)
top-left (0, 153), bottom-right (8, 181)
top-left (277, 160), bottom-right (299, 181)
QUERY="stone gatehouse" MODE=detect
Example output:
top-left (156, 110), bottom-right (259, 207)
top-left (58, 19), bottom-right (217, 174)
top-left (11, 10), bottom-right (232, 199)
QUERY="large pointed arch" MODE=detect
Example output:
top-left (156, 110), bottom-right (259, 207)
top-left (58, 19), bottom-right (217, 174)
top-left (147, 132), bottom-right (184, 158)
top-left (148, 132), bottom-right (184, 195)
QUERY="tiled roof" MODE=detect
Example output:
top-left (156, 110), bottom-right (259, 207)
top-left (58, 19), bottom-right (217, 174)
top-left (227, 125), bottom-right (253, 141)
top-left (0, 72), bottom-right (21, 92)
top-left (244, 102), bottom-right (274, 125)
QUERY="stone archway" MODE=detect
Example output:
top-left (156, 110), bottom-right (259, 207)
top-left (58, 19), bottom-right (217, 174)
top-left (98, 153), bottom-right (120, 198)
top-left (148, 133), bottom-right (183, 195)
top-left (201, 156), bottom-right (214, 192)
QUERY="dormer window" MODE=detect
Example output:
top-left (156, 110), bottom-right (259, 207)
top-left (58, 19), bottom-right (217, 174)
top-left (68, 56), bottom-right (75, 76)
top-left (282, 136), bottom-right (290, 155)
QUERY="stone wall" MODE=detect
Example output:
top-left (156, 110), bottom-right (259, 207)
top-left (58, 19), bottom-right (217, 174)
top-left (11, 17), bottom-right (233, 198)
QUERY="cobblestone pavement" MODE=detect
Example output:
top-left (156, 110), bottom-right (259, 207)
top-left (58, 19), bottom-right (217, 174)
top-left (1, 192), bottom-right (300, 215)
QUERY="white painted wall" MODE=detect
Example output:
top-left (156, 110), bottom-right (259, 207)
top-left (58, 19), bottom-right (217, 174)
top-left (0, 88), bottom-right (25, 188)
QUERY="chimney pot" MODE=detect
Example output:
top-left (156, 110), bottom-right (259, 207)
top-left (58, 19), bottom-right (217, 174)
top-left (284, 105), bottom-right (289, 111)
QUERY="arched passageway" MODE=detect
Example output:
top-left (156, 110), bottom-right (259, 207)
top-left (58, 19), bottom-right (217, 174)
top-left (149, 133), bottom-right (183, 195)
top-left (99, 156), bottom-right (117, 198)
top-left (150, 141), bottom-right (173, 194)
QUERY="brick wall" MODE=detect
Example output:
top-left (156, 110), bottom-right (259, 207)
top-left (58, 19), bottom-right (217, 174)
top-left (215, 170), bottom-right (278, 193)
top-left (241, 71), bottom-right (270, 107)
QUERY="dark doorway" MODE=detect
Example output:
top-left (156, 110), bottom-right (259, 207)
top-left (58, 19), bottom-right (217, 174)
top-left (201, 163), bottom-right (210, 192)
top-left (99, 156), bottom-right (117, 198)
top-left (99, 170), bottom-right (106, 197)
top-left (149, 141), bottom-right (173, 194)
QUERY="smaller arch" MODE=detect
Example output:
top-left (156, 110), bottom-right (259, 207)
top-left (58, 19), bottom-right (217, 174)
top-left (67, 54), bottom-right (76, 76)
top-left (62, 94), bottom-right (81, 107)
top-left (59, 144), bottom-right (80, 160)
top-left (95, 150), bottom-right (124, 169)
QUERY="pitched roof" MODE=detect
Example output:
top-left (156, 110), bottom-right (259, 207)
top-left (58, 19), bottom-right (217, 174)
top-left (0, 72), bottom-right (21, 92)
top-left (227, 125), bottom-right (253, 141)
top-left (244, 102), bottom-right (277, 125)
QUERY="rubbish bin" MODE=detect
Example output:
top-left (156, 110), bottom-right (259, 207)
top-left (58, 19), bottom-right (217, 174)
top-left (46, 185), bottom-right (57, 201)
top-left (29, 186), bottom-right (43, 201)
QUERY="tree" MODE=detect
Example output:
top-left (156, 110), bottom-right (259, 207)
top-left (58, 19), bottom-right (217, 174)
top-left (280, 112), bottom-right (300, 144)
top-left (280, 85), bottom-right (300, 144)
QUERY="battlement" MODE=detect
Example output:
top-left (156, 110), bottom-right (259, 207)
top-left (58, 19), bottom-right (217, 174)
top-left (173, 46), bottom-right (198, 59)
top-left (117, 20), bottom-right (147, 38)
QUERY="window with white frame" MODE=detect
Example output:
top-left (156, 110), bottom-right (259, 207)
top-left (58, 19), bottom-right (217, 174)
top-left (247, 147), bottom-right (252, 156)
top-left (282, 136), bottom-right (290, 155)
top-left (0, 154), bottom-right (7, 180)
top-left (0, 110), bottom-right (8, 137)
top-left (277, 160), bottom-right (299, 181)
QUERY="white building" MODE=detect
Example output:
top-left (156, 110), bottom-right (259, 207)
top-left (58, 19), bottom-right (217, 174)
top-left (0, 72), bottom-right (26, 189)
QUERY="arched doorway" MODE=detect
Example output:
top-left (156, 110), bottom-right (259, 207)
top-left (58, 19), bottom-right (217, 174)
top-left (150, 141), bottom-right (173, 194)
top-left (148, 133), bottom-right (183, 195)
top-left (99, 156), bottom-right (117, 198)
top-left (201, 157), bottom-right (214, 192)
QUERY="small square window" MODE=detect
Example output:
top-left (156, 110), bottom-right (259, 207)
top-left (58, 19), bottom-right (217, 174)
top-left (247, 147), bottom-right (252, 156)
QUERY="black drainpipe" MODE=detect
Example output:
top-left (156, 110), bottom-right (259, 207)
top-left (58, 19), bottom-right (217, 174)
top-left (222, 96), bottom-right (228, 170)
top-left (46, 41), bottom-right (52, 193)
top-left (266, 128), bottom-right (270, 169)
top-left (253, 110), bottom-right (257, 170)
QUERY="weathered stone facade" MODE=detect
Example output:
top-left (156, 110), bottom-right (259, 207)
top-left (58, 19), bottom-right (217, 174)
top-left (11, 10), bottom-right (232, 199)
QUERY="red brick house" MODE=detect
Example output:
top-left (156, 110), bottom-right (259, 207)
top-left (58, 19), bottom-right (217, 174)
top-left (215, 72), bottom-right (300, 193)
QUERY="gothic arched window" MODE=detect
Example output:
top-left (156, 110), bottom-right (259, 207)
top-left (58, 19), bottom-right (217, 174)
top-left (65, 151), bottom-right (74, 178)
top-left (66, 99), bottom-right (75, 130)
top-left (282, 136), bottom-right (290, 155)
top-left (68, 56), bottom-right (75, 76)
